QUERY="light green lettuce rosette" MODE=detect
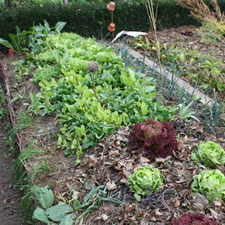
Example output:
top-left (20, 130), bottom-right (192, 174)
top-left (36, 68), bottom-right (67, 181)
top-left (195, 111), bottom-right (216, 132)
top-left (191, 169), bottom-right (225, 203)
top-left (128, 165), bottom-right (164, 201)
top-left (191, 141), bottom-right (225, 168)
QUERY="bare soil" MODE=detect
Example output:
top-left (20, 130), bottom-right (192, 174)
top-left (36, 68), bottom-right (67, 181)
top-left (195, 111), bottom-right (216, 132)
top-left (0, 123), bottom-right (23, 225)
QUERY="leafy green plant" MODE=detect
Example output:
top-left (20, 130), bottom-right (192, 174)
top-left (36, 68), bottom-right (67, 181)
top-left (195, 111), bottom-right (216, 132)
top-left (201, 89), bottom-right (223, 133)
top-left (178, 101), bottom-right (200, 122)
top-left (25, 32), bottom-right (174, 163)
top-left (0, 21), bottom-right (66, 54)
top-left (33, 186), bottom-right (74, 224)
top-left (128, 165), bottom-right (164, 201)
top-left (33, 185), bottom-right (122, 224)
top-left (73, 185), bottom-right (122, 222)
top-left (191, 141), bottom-right (225, 168)
top-left (0, 26), bottom-right (30, 54)
top-left (191, 169), bottom-right (225, 203)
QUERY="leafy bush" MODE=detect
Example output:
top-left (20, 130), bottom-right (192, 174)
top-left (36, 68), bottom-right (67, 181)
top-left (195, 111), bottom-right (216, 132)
top-left (191, 169), bottom-right (225, 203)
top-left (128, 165), bottom-right (164, 201)
top-left (191, 141), bottom-right (225, 168)
top-left (171, 213), bottom-right (218, 225)
top-left (128, 118), bottom-right (178, 159)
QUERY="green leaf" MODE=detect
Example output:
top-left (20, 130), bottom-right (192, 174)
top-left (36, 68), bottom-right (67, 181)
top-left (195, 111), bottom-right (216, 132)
top-left (73, 199), bottom-right (81, 210)
top-left (141, 101), bottom-right (148, 115)
top-left (83, 185), bottom-right (105, 203)
top-left (134, 193), bottom-right (141, 202)
top-left (46, 202), bottom-right (73, 222)
top-left (55, 22), bottom-right (67, 33)
top-left (0, 38), bottom-right (13, 49)
top-left (59, 214), bottom-right (75, 225)
top-left (33, 207), bottom-right (51, 224)
top-left (34, 186), bottom-right (54, 209)
top-left (9, 33), bottom-right (20, 52)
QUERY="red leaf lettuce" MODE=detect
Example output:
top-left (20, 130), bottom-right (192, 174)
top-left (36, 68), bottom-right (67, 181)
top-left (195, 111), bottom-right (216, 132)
top-left (128, 118), bottom-right (178, 159)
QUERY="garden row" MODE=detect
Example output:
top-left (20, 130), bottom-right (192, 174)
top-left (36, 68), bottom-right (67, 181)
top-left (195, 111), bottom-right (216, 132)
top-left (1, 23), bottom-right (223, 224)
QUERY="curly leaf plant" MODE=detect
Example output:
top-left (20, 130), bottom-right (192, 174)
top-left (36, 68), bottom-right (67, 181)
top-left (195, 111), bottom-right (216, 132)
top-left (171, 213), bottom-right (218, 225)
top-left (191, 169), bottom-right (225, 203)
top-left (128, 118), bottom-right (178, 159)
top-left (191, 141), bottom-right (225, 168)
top-left (128, 165), bottom-right (164, 201)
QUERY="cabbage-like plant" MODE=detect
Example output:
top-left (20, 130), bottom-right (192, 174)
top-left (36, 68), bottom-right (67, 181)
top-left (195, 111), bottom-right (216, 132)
top-left (171, 213), bottom-right (218, 225)
top-left (191, 169), bottom-right (225, 203)
top-left (128, 165), bottom-right (164, 201)
top-left (128, 118), bottom-right (178, 159)
top-left (191, 141), bottom-right (225, 168)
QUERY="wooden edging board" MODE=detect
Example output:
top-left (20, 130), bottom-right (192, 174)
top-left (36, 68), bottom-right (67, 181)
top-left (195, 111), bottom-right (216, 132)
top-left (114, 44), bottom-right (215, 106)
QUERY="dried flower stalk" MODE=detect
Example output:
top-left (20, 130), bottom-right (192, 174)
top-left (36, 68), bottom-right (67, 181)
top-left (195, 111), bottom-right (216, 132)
top-left (176, 0), bottom-right (224, 22)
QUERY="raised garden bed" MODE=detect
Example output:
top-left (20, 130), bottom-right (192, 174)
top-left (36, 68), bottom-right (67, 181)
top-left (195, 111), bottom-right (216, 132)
top-left (0, 25), bottom-right (225, 225)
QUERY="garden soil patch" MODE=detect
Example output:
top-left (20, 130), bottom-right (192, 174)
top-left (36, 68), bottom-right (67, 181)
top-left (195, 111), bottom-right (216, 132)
top-left (0, 125), bottom-right (23, 225)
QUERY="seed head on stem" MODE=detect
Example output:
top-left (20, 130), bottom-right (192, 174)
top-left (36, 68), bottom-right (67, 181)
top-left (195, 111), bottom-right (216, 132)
top-left (87, 61), bottom-right (102, 105)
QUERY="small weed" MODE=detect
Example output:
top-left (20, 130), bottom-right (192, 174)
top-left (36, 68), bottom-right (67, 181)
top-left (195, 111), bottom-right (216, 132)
top-left (178, 101), bottom-right (200, 122)
top-left (11, 112), bottom-right (34, 135)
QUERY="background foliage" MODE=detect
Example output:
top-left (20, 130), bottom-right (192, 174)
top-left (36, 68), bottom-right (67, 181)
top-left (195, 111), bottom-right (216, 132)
top-left (0, 0), bottom-right (204, 52)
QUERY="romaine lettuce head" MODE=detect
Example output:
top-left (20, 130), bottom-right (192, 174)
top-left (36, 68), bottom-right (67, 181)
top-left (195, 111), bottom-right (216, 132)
top-left (191, 141), bottom-right (225, 168)
top-left (128, 165), bottom-right (164, 199)
top-left (191, 169), bottom-right (225, 203)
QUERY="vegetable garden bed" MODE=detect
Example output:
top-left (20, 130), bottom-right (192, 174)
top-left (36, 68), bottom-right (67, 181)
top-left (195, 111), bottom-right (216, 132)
top-left (1, 27), bottom-right (225, 225)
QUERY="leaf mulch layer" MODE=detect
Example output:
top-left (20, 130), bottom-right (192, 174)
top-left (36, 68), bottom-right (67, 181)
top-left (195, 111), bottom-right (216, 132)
top-left (1, 48), bottom-right (225, 225)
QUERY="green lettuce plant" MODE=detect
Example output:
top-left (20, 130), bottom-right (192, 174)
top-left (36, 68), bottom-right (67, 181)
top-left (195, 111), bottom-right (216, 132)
top-left (191, 169), bottom-right (225, 203)
top-left (191, 141), bottom-right (225, 168)
top-left (128, 165), bottom-right (164, 201)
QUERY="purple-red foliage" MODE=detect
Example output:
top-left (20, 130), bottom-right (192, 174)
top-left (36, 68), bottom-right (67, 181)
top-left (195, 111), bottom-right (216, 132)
top-left (128, 118), bottom-right (178, 159)
top-left (171, 213), bottom-right (218, 225)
